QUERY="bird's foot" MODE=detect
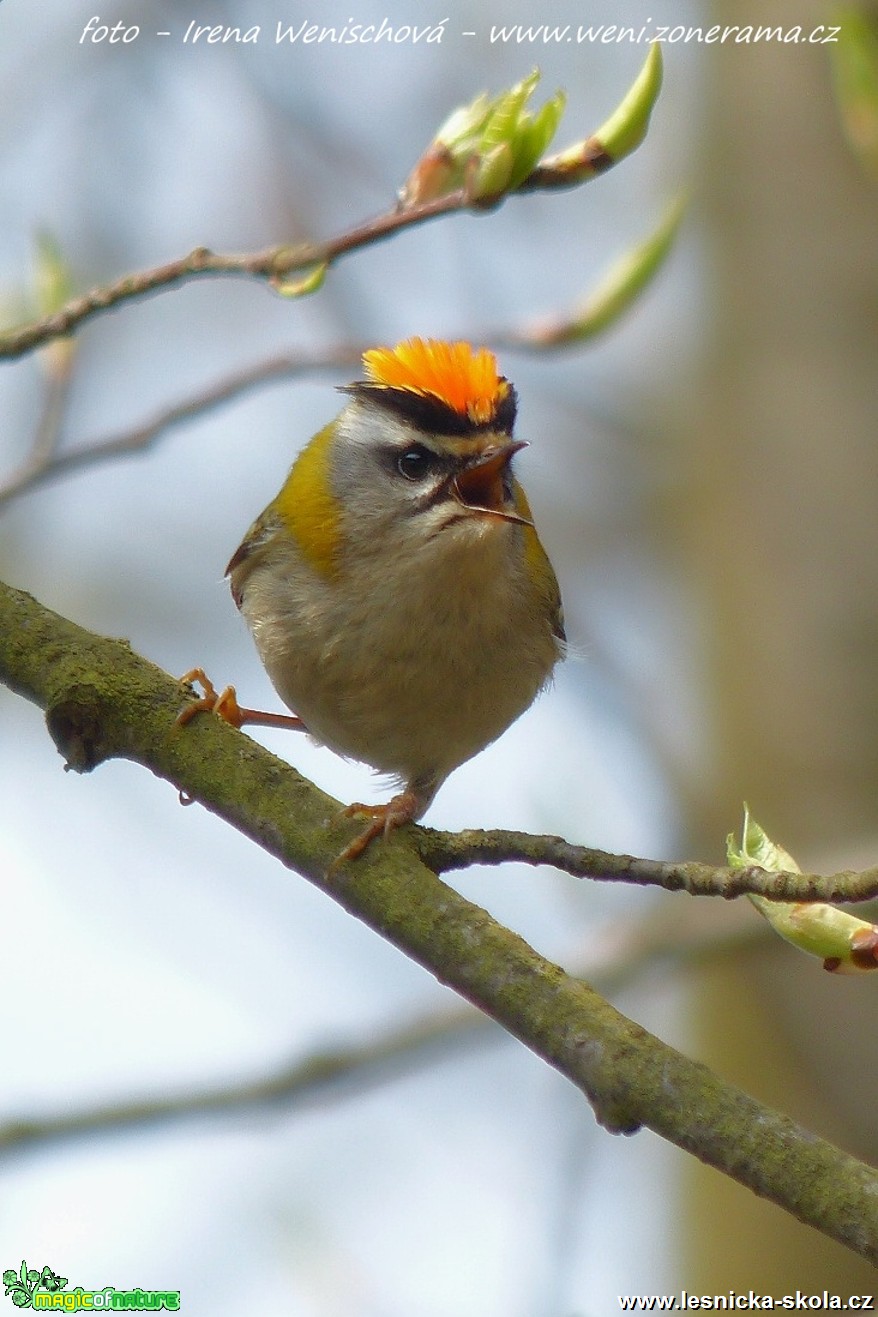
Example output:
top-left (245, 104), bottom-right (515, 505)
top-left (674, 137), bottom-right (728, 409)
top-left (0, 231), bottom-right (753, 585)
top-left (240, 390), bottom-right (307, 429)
top-left (333, 789), bottom-right (421, 866)
top-left (176, 667), bottom-right (306, 733)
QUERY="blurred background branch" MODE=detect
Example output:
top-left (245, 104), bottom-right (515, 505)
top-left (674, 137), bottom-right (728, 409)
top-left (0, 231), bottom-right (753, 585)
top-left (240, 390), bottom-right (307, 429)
top-left (0, 909), bottom-right (766, 1157)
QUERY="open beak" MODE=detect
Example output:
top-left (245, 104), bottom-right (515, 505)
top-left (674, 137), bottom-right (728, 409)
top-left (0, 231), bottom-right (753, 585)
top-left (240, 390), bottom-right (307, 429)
top-left (451, 440), bottom-right (533, 525)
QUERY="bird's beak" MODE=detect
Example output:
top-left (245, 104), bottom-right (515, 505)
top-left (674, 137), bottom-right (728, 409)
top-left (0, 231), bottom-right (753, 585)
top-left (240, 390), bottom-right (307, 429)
top-left (451, 441), bottom-right (533, 525)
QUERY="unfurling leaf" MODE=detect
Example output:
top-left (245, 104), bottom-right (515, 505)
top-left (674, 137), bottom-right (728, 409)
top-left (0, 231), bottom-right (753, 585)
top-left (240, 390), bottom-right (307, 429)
top-left (727, 806), bottom-right (878, 974)
top-left (529, 44), bottom-right (663, 189)
top-left (524, 193), bottom-right (685, 346)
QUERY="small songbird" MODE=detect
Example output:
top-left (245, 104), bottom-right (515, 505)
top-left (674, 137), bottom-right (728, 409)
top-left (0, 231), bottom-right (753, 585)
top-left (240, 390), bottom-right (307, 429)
top-left (181, 337), bottom-right (565, 860)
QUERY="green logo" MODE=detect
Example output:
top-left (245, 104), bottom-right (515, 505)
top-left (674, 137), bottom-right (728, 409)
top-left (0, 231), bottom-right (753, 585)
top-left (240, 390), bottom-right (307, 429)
top-left (3, 1264), bottom-right (66, 1309)
top-left (2, 1263), bottom-right (180, 1311)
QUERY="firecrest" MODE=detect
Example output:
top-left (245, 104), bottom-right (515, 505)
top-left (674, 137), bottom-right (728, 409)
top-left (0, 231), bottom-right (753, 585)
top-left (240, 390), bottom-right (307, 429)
top-left (180, 337), bottom-right (565, 860)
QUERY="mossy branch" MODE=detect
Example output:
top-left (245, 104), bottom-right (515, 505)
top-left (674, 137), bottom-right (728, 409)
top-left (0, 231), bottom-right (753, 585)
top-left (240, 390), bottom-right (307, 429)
top-left (2, 576), bottom-right (878, 1263)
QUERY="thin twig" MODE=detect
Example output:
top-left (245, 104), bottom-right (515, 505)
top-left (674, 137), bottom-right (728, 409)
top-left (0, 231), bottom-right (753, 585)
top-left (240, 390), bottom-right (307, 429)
top-left (416, 827), bottom-right (878, 904)
top-left (0, 193), bottom-right (468, 362)
top-left (1, 194), bottom-right (682, 505)
top-left (0, 115), bottom-right (656, 364)
top-left (0, 1008), bottom-right (483, 1155)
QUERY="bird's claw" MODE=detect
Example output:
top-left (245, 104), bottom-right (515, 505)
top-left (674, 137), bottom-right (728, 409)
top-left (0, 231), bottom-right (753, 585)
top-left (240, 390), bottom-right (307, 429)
top-left (176, 668), bottom-right (247, 728)
top-left (331, 790), bottom-right (420, 867)
top-left (176, 667), bottom-right (307, 733)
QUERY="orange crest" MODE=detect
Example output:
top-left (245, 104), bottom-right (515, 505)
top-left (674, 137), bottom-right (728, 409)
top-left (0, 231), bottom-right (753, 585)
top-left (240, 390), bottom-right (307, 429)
top-left (362, 338), bottom-right (509, 426)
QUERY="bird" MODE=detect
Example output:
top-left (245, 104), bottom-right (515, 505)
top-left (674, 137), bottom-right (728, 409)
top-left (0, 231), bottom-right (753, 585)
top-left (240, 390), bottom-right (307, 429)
top-left (179, 337), bottom-right (565, 861)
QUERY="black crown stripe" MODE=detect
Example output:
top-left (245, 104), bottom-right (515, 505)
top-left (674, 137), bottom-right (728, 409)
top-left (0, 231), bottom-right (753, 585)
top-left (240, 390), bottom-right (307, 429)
top-left (341, 382), bottom-right (518, 436)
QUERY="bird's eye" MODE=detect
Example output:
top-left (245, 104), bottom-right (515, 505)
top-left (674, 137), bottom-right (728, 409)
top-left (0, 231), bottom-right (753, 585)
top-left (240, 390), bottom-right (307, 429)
top-left (396, 445), bottom-right (433, 481)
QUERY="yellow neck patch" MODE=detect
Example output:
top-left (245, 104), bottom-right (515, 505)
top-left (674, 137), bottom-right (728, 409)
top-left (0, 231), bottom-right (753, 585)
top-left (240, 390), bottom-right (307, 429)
top-left (275, 422), bottom-right (341, 578)
top-left (362, 338), bottom-right (509, 426)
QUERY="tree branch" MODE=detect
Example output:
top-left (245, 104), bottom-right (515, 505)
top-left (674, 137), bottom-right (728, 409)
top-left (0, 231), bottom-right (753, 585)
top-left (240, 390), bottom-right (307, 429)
top-left (0, 46), bottom-right (665, 364)
top-left (0, 194), bottom-right (469, 361)
top-left (0, 47), bottom-right (658, 363)
top-left (2, 182), bottom-right (683, 509)
top-left (416, 829), bottom-right (878, 904)
top-left (2, 577), bottom-right (877, 1262)
top-left (0, 115), bottom-right (636, 365)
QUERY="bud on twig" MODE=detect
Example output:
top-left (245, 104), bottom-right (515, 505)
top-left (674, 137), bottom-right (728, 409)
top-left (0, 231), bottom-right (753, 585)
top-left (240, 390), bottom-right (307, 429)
top-left (400, 69), bottom-right (566, 207)
top-left (525, 44), bottom-right (663, 189)
top-left (270, 262), bottom-right (328, 298)
top-left (727, 807), bottom-right (878, 974)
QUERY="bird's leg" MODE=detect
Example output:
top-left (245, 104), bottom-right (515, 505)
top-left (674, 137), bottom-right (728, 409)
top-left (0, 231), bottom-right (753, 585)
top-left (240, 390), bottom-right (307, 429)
top-left (333, 782), bottom-right (434, 865)
top-left (176, 667), bottom-right (307, 733)
top-left (179, 673), bottom-right (429, 866)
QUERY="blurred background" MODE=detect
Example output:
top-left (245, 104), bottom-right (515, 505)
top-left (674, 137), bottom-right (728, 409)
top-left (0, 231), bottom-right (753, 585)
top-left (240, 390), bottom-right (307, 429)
top-left (1, 0), bottom-right (876, 1309)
